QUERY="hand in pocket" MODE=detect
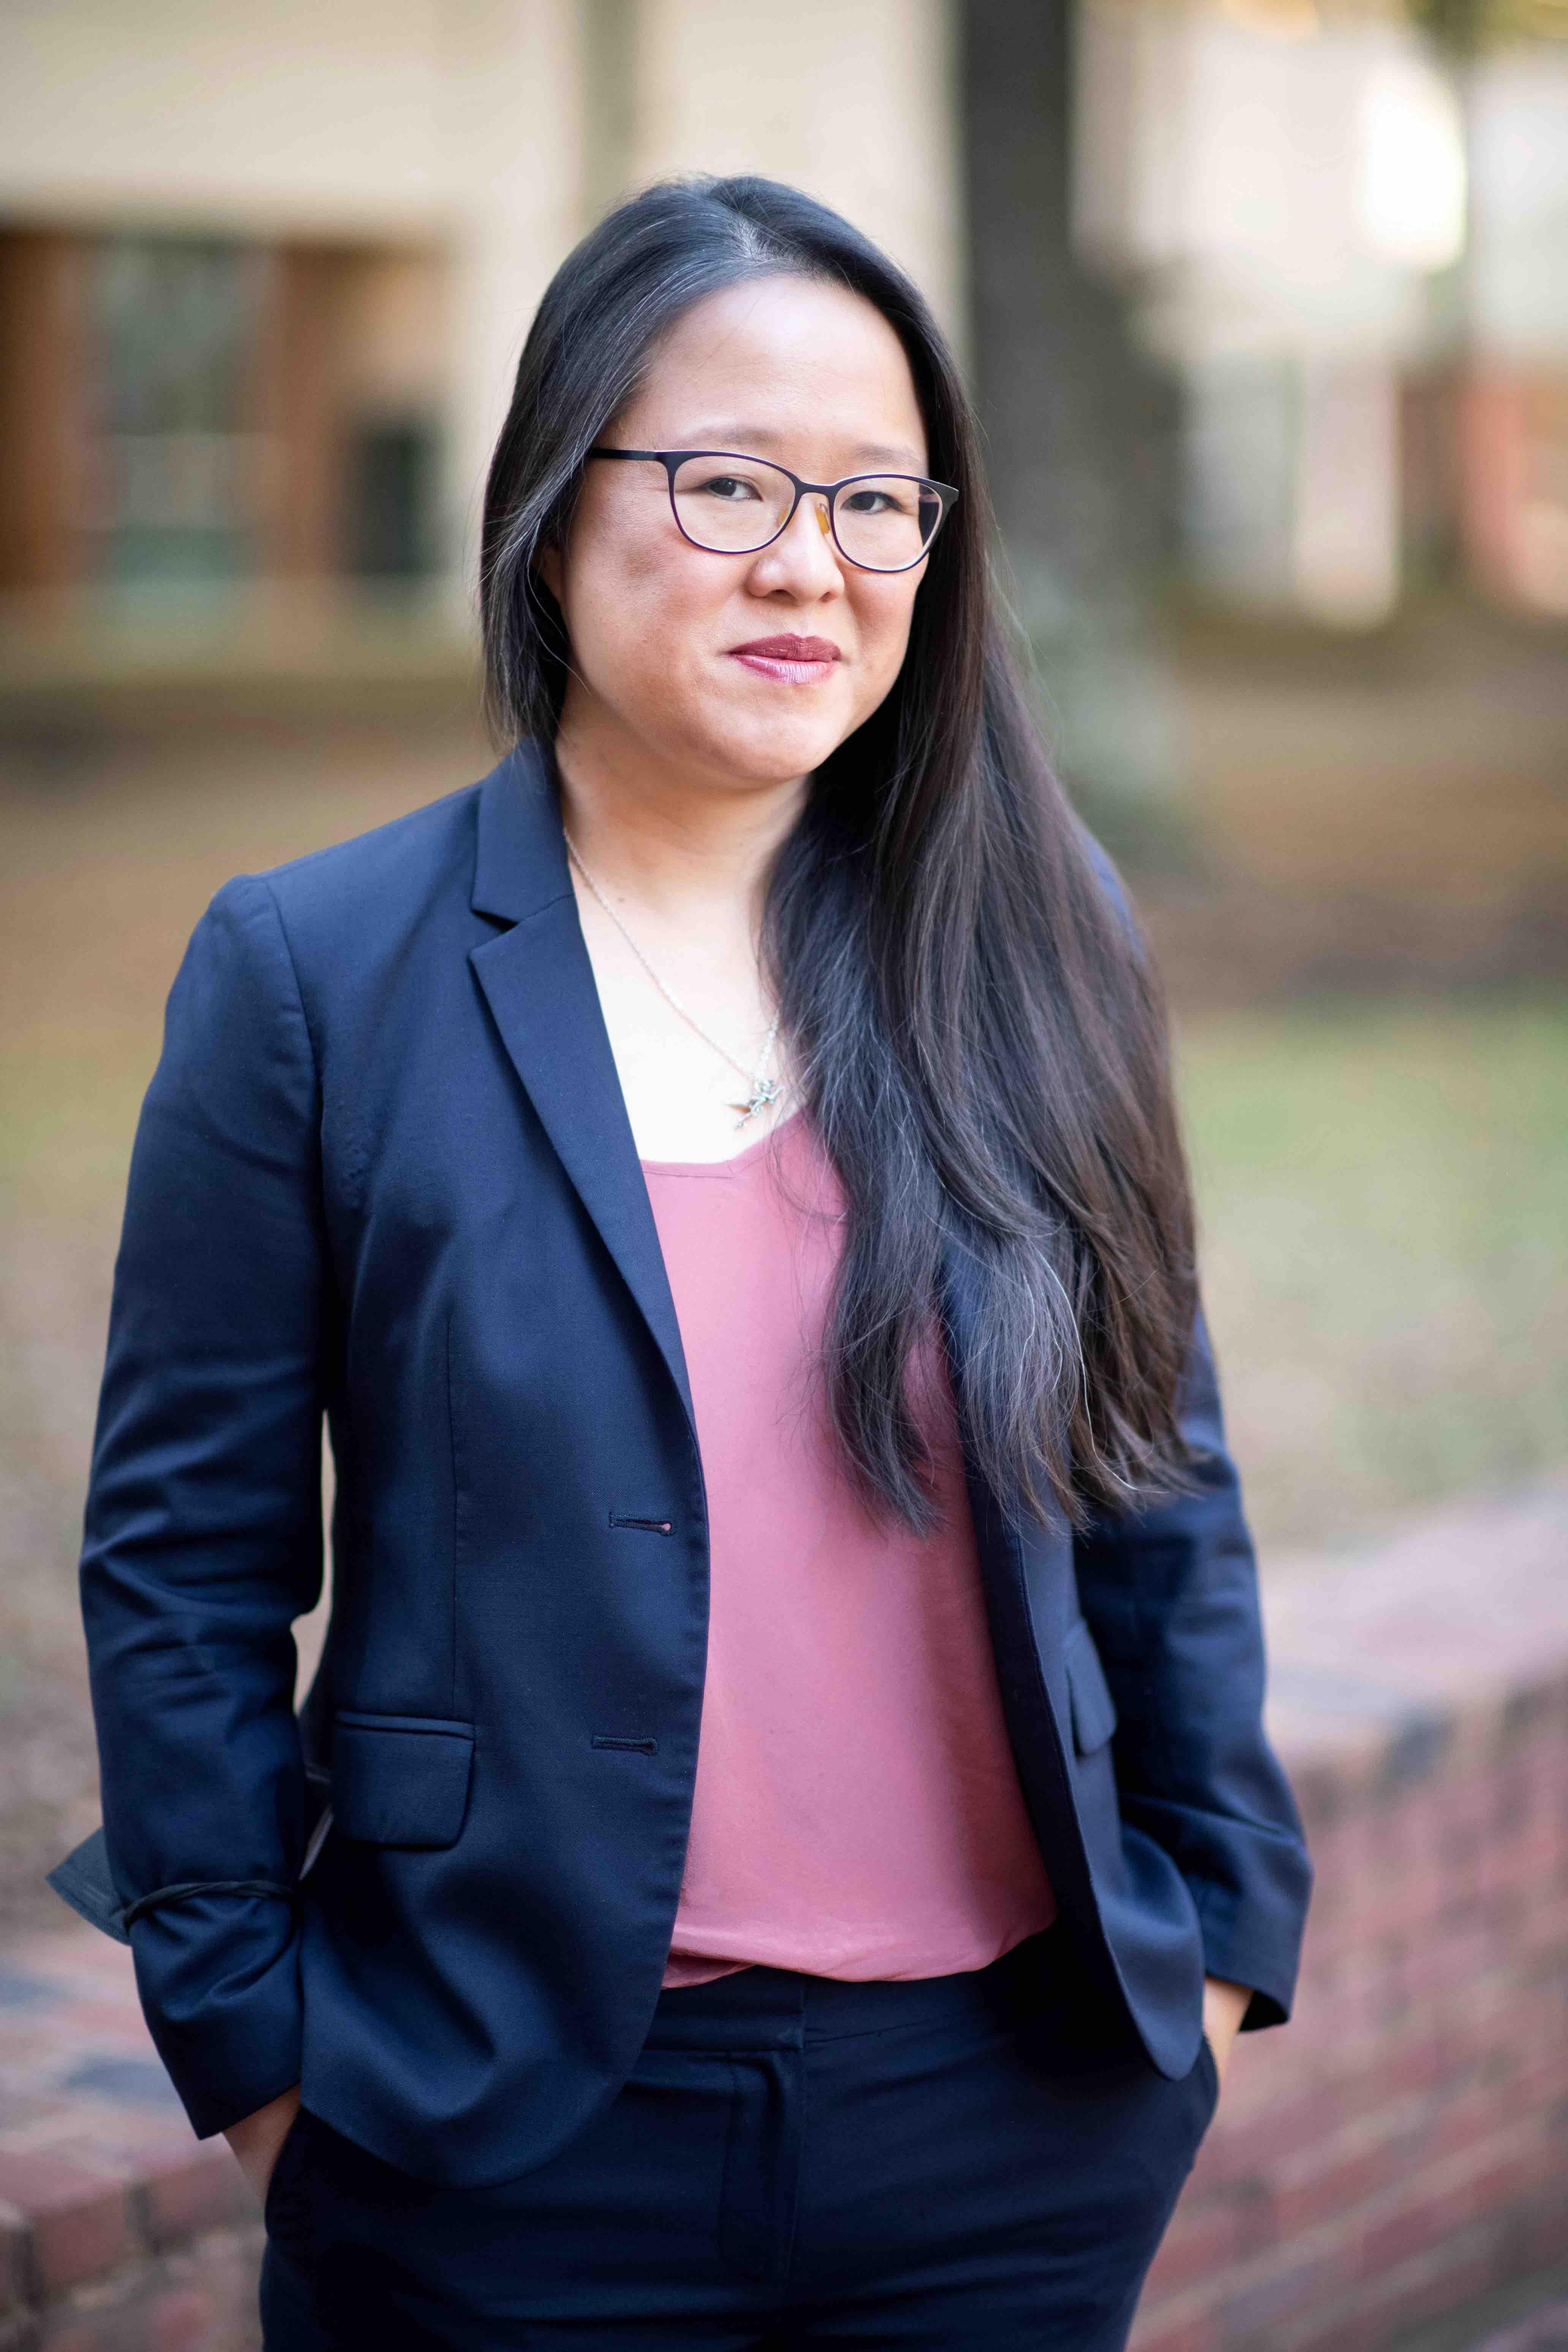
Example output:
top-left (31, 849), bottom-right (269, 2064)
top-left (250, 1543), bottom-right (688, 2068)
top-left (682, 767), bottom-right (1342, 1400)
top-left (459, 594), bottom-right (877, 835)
top-left (224, 2084), bottom-right (303, 2204)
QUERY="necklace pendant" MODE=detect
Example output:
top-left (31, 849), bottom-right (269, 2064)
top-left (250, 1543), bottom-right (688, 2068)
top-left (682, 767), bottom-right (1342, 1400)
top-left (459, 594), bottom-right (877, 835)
top-left (730, 1076), bottom-right (782, 1129)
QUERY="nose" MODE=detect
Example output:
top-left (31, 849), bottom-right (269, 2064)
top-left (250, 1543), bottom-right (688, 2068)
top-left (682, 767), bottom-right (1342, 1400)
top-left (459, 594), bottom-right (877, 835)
top-left (752, 492), bottom-right (844, 597)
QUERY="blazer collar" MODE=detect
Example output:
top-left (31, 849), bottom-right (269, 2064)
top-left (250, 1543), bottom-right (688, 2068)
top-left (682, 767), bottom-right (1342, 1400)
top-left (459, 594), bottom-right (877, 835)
top-left (471, 737), bottom-right (574, 924)
top-left (466, 739), bottom-right (697, 1437)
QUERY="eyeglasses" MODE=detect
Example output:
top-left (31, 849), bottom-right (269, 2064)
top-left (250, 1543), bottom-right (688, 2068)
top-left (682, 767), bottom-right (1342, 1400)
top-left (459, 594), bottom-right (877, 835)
top-left (586, 448), bottom-right (958, 574)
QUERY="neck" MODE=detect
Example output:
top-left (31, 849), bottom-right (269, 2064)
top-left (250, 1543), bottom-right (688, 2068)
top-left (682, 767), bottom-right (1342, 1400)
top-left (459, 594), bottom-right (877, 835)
top-left (552, 702), bottom-right (809, 927)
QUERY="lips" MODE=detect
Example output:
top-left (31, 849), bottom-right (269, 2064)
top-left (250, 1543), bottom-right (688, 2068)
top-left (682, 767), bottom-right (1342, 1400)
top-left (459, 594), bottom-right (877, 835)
top-left (731, 635), bottom-right (841, 661)
top-left (728, 634), bottom-right (843, 684)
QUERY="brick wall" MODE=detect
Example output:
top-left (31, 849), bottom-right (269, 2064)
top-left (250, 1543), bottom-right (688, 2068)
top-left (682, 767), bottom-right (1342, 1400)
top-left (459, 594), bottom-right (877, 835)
top-left (1133, 1479), bottom-right (1568, 2352)
top-left (4, 1481), bottom-right (1564, 2351)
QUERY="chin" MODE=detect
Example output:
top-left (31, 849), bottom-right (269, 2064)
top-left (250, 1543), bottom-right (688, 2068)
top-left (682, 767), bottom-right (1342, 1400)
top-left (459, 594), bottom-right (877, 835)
top-left (700, 708), bottom-right (856, 784)
top-left (721, 736), bottom-right (842, 787)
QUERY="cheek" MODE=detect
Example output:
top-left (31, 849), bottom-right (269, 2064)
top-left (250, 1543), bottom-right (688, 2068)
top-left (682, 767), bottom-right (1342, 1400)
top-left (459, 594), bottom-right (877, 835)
top-left (851, 579), bottom-right (923, 699)
top-left (564, 536), bottom-right (716, 700)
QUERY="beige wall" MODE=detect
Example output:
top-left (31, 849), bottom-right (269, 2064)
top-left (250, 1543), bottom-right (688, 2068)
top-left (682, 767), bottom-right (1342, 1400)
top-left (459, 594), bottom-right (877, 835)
top-left (623, 0), bottom-right (964, 364)
top-left (0, 0), bottom-right (455, 238)
top-left (438, 0), bottom-right (589, 609)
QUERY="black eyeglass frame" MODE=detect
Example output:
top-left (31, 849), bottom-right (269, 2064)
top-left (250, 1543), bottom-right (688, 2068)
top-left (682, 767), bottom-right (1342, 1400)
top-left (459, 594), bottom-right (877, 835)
top-left (586, 447), bottom-right (959, 574)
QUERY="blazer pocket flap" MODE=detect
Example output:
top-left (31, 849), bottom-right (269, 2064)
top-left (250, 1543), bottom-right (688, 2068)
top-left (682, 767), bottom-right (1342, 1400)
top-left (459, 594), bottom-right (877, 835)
top-left (332, 1714), bottom-right (475, 1848)
top-left (1064, 1620), bottom-right (1119, 1755)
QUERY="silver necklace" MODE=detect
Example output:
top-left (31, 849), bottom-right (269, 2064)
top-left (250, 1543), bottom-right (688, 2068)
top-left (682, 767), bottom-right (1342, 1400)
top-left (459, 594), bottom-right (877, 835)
top-left (562, 827), bottom-right (787, 1130)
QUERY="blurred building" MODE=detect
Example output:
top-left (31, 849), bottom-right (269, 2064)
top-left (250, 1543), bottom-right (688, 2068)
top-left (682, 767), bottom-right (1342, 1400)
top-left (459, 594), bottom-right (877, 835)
top-left (1076, 0), bottom-right (1568, 622)
top-left (1, 0), bottom-right (1565, 684)
top-left (0, 0), bottom-right (960, 679)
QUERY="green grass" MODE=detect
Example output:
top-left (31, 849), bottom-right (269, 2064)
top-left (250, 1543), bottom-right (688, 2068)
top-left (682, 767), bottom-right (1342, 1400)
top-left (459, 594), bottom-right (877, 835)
top-left (1174, 994), bottom-right (1568, 1555)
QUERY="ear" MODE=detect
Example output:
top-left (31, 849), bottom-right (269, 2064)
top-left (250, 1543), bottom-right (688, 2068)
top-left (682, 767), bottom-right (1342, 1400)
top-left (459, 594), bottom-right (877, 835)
top-left (536, 540), bottom-right (563, 604)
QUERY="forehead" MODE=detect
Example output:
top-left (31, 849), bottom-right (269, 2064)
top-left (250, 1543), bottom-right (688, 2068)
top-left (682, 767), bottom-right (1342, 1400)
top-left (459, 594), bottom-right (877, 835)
top-left (616, 275), bottom-right (928, 471)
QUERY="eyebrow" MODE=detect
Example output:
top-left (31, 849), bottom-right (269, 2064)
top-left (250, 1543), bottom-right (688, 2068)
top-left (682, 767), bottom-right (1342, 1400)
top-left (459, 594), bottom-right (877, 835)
top-left (676, 428), bottom-right (928, 471)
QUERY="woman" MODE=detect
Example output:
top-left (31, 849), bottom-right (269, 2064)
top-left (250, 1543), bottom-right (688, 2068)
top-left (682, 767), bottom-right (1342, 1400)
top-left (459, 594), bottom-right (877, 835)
top-left (59, 175), bottom-right (1311, 2348)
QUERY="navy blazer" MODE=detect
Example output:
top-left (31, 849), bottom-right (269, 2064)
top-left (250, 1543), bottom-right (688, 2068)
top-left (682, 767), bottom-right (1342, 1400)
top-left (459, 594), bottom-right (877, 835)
top-left (57, 738), bottom-right (1311, 2188)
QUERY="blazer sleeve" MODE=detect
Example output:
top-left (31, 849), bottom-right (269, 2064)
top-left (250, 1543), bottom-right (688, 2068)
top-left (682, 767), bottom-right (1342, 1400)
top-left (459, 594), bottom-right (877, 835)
top-left (1074, 1299), bottom-right (1314, 2031)
top-left (79, 871), bottom-right (327, 2137)
top-left (1070, 828), bottom-right (1312, 2030)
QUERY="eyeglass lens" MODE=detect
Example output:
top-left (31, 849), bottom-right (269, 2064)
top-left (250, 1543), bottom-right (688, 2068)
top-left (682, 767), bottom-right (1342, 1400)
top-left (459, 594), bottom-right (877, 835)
top-left (670, 455), bottom-right (940, 570)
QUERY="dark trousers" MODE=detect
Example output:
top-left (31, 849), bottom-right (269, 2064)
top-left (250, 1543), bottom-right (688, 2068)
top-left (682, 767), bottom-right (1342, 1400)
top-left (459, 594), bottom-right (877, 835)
top-left (260, 1924), bottom-right (1218, 2349)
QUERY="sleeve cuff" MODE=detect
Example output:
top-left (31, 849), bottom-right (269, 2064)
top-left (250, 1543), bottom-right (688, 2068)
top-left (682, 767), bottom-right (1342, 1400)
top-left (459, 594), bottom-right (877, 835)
top-left (1193, 1872), bottom-right (1312, 2031)
top-left (128, 1892), bottom-right (305, 2138)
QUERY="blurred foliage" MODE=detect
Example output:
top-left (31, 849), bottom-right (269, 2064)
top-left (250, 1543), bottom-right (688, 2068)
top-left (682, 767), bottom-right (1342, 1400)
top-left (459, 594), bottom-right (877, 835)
top-left (1404, 0), bottom-right (1568, 45)
top-left (1176, 994), bottom-right (1568, 1551)
top-left (1179, 0), bottom-right (1568, 40)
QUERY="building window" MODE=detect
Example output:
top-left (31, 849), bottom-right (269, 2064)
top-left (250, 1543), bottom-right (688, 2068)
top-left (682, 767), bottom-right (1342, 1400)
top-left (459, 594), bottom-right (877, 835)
top-left (82, 234), bottom-right (264, 590)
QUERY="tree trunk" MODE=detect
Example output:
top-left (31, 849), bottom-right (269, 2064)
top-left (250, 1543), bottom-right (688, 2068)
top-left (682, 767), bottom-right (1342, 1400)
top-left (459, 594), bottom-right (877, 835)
top-left (960, 0), bottom-right (1192, 863)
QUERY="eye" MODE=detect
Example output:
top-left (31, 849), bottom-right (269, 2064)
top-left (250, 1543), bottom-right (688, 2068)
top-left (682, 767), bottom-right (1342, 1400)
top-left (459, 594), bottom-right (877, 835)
top-left (841, 484), bottom-right (917, 517)
top-left (692, 471), bottom-right (764, 503)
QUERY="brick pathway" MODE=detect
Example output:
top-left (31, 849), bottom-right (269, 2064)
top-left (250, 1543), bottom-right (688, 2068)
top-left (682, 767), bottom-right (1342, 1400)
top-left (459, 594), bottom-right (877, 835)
top-left (1476, 2311), bottom-right (1568, 2350)
top-left (0, 1924), bottom-right (259, 2348)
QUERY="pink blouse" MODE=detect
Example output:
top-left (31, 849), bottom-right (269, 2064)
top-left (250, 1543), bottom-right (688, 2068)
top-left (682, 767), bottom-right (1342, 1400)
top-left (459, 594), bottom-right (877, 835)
top-left (639, 1105), bottom-right (1056, 1988)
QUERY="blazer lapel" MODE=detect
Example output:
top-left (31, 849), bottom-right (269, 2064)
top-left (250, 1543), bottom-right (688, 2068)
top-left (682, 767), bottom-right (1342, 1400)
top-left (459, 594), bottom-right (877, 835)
top-left (466, 741), bottom-right (697, 1437)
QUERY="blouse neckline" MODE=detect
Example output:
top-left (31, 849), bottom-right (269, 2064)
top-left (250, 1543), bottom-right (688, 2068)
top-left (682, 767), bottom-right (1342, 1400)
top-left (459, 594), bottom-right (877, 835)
top-left (638, 1105), bottom-right (806, 1178)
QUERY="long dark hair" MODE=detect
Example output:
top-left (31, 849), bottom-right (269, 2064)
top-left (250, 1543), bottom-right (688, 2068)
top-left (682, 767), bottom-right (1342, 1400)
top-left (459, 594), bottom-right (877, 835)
top-left (481, 173), bottom-right (1201, 1538)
